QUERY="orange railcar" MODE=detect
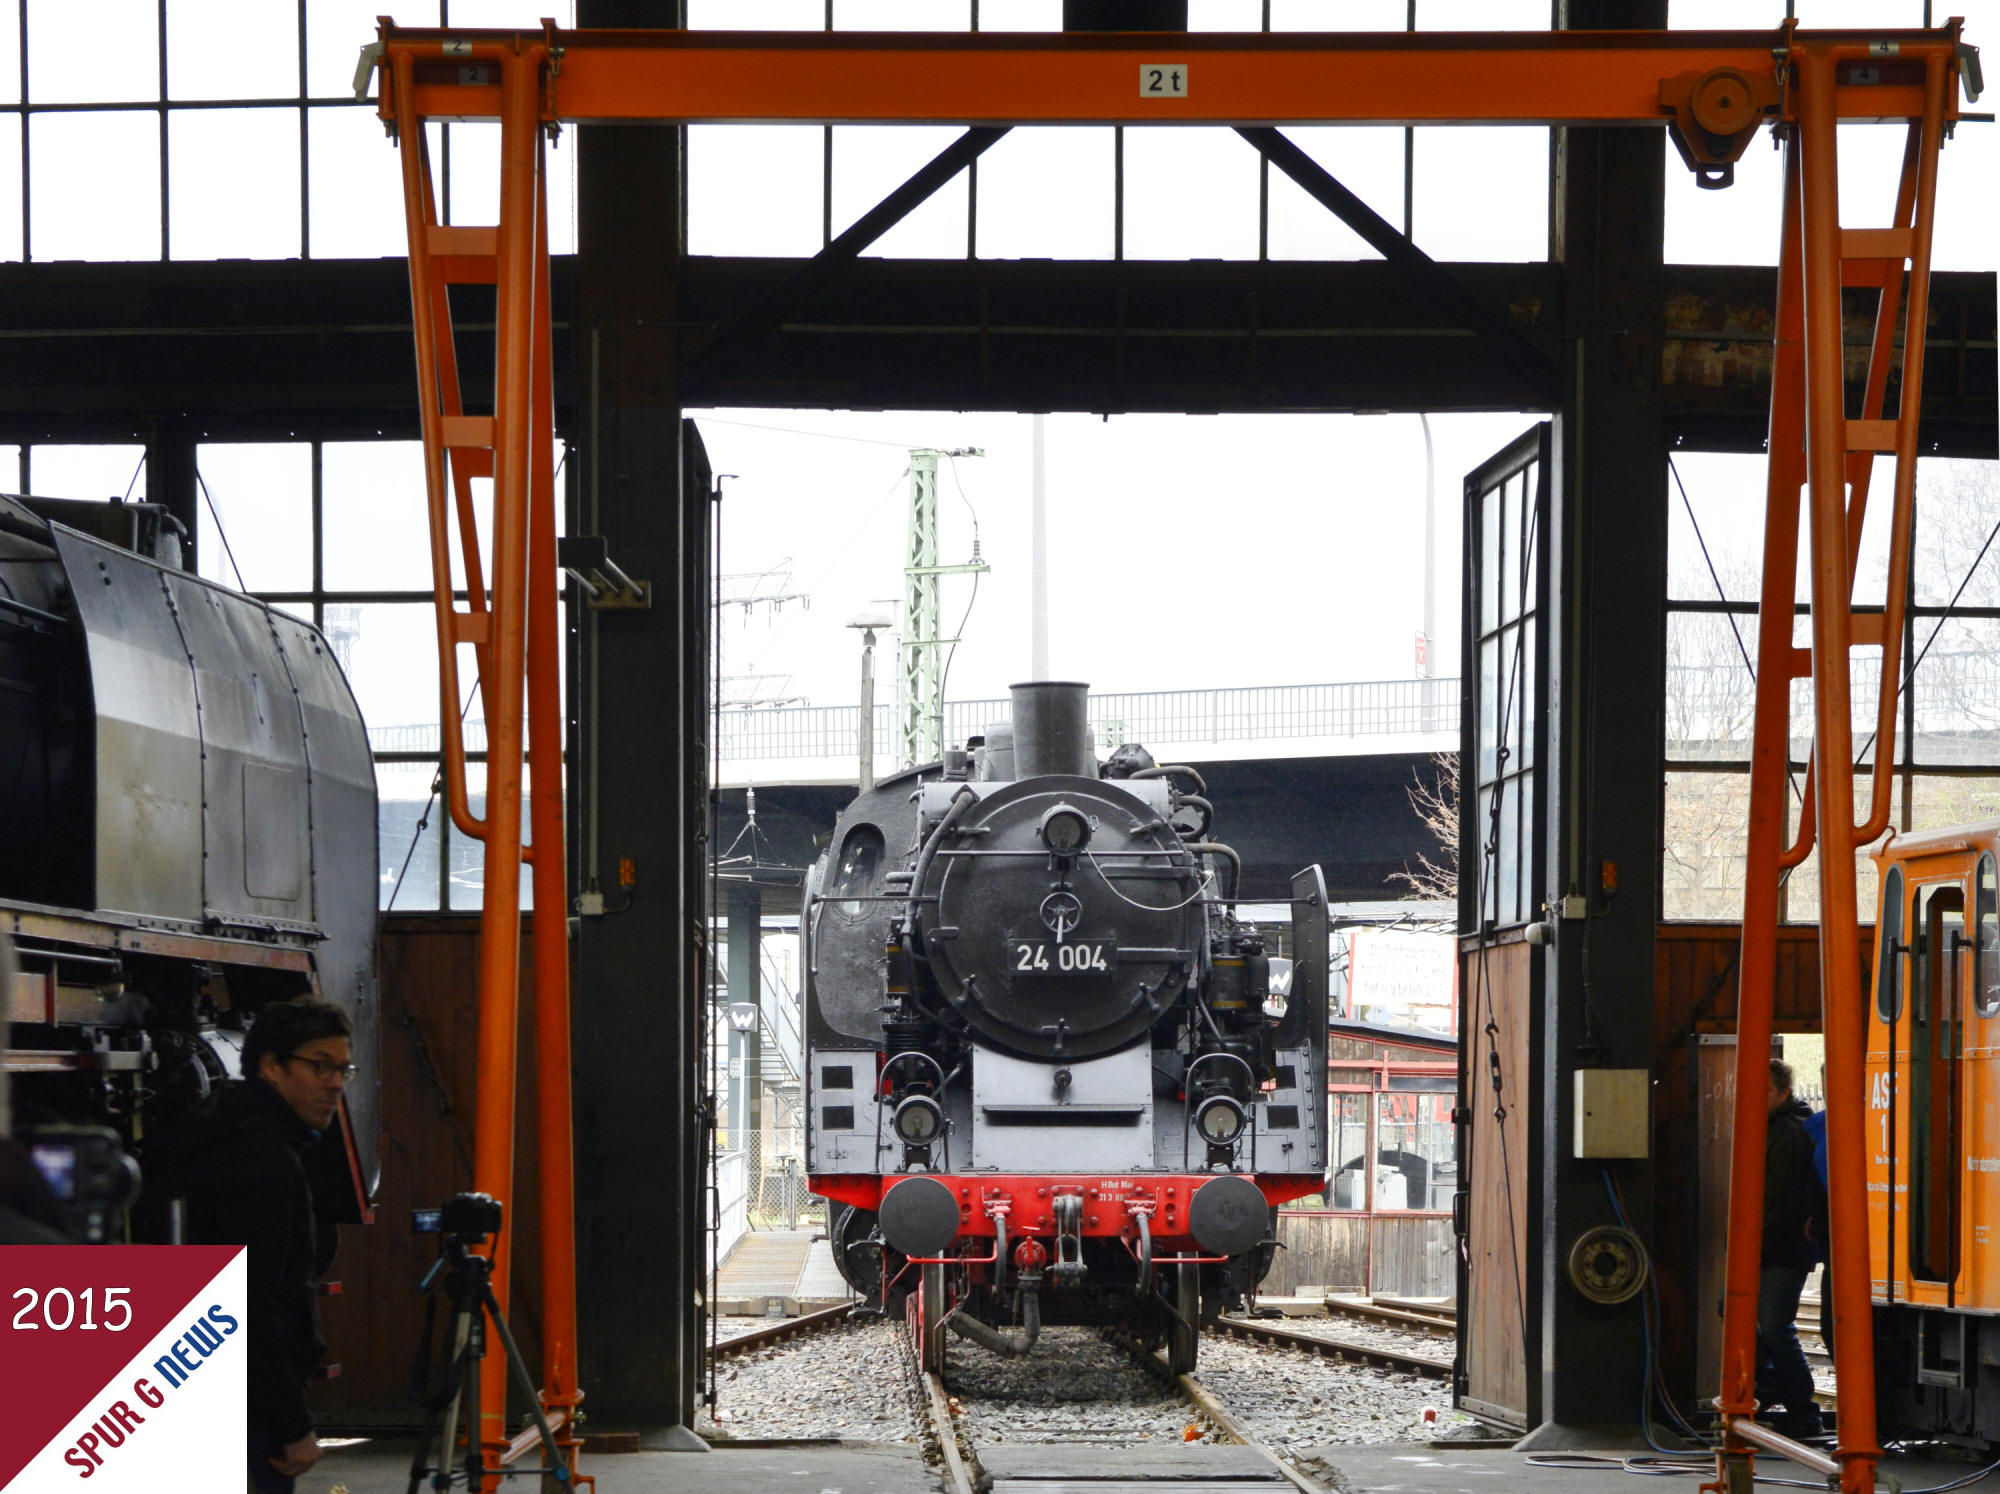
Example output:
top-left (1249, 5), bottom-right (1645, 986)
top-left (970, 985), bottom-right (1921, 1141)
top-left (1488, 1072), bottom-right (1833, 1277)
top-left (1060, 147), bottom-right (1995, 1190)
top-left (1866, 822), bottom-right (2000, 1442)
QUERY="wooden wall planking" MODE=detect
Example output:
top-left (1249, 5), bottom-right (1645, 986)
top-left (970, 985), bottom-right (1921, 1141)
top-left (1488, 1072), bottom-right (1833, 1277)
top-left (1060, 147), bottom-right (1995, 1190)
top-left (316, 915), bottom-right (551, 1430)
top-left (1649, 921), bottom-right (1869, 1410)
top-left (1458, 937), bottom-right (1533, 1427)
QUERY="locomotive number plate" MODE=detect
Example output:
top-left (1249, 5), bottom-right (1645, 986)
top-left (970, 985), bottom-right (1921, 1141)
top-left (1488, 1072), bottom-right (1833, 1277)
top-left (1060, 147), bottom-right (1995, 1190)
top-left (1013, 940), bottom-right (1115, 975)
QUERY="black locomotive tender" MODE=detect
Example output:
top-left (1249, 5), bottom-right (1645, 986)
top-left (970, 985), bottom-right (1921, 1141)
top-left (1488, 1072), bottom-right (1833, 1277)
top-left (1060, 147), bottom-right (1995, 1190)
top-left (1, 493), bottom-right (378, 1226)
top-left (806, 682), bottom-right (1330, 1372)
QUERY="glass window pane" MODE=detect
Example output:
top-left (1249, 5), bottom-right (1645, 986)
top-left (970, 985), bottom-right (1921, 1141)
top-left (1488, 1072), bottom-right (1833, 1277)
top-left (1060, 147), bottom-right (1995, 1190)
top-left (1662, 770), bottom-right (1750, 921)
top-left (1667, 451), bottom-right (1765, 603)
top-left (1273, 0), bottom-right (1404, 22)
top-left (322, 440), bottom-right (429, 590)
top-left (1479, 484), bottom-right (1498, 634)
top-left (1915, 458), bottom-right (2000, 609)
top-left (377, 759), bottom-right (442, 911)
top-left (688, 125), bottom-right (823, 257)
top-left (27, 443), bottom-right (147, 502)
top-left (1267, 126), bottom-right (1404, 261)
top-left (1666, 612), bottom-right (1757, 762)
top-left (310, 0), bottom-right (424, 100)
top-left (169, 108), bottom-right (302, 260)
top-left (194, 442), bottom-right (312, 592)
top-left (978, 0), bottom-right (1060, 28)
top-left (30, 112), bottom-right (160, 261)
top-left (834, 0), bottom-right (968, 25)
top-left (1416, 0), bottom-right (1546, 27)
top-left (1412, 127), bottom-right (1546, 262)
top-left (1778, 772), bottom-right (1883, 925)
top-left (28, 0), bottom-right (155, 103)
top-left (1665, 126), bottom-right (1781, 267)
top-left (1123, 127), bottom-right (1259, 261)
top-left (1478, 638), bottom-right (1498, 779)
top-left (444, 0), bottom-right (576, 23)
top-left (0, 0), bottom-right (19, 107)
top-left (1912, 617), bottom-right (2000, 769)
top-left (1909, 775), bottom-right (2000, 835)
top-left (1188, 0), bottom-right (1259, 26)
top-left (308, 105), bottom-right (406, 258)
top-left (688, 0), bottom-right (819, 25)
top-left (445, 120), bottom-right (499, 227)
top-left (832, 125), bottom-right (967, 258)
top-left (1496, 777), bottom-right (1520, 923)
top-left (976, 127), bottom-right (1113, 260)
top-left (0, 114), bottom-right (22, 261)
top-left (1499, 472), bottom-right (1519, 623)
top-left (168, 0), bottom-right (298, 101)
top-left (1516, 614), bottom-right (1536, 771)
top-left (337, 602), bottom-right (440, 742)
top-left (450, 762), bottom-right (532, 911)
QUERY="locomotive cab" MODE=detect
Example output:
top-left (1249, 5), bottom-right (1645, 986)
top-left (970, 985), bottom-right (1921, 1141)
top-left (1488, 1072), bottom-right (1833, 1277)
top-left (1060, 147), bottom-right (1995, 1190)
top-left (804, 681), bottom-right (1329, 1373)
top-left (1867, 822), bottom-right (2000, 1443)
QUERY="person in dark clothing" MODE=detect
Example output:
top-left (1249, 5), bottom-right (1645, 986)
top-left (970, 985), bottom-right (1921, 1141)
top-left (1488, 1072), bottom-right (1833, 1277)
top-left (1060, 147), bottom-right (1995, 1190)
top-left (147, 999), bottom-right (354, 1494)
top-left (1757, 1058), bottom-right (1826, 1438)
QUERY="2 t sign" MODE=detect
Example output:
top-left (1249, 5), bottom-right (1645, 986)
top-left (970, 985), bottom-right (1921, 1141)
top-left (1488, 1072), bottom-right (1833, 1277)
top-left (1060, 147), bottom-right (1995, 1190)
top-left (1140, 63), bottom-right (1188, 98)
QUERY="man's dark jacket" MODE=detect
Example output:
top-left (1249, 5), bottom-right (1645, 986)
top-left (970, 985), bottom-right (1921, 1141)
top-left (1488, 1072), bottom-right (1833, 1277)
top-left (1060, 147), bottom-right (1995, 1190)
top-left (1764, 1096), bottom-right (1824, 1271)
top-left (147, 1079), bottom-right (332, 1444)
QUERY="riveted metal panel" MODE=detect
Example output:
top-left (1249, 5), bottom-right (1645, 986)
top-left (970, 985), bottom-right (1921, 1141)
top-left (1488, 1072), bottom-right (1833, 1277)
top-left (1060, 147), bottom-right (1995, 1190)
top-left (50, 528), bottom-right (203, 921)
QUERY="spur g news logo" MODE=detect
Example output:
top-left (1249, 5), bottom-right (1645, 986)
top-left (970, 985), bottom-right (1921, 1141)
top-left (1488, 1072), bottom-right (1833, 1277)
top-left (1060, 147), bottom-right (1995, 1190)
top-left (0, 1247), bottom-right (246, 1492)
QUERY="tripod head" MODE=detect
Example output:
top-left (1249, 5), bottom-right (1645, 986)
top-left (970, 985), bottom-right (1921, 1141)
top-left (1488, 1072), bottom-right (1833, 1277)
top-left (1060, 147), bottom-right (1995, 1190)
top-left (414, 1192), bottom-right (505, 1297)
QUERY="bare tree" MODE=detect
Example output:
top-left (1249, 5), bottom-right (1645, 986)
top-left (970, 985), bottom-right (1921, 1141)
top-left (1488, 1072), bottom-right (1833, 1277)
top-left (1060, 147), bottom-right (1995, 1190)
top-left (1391, 752), bottom-right (1459, 902)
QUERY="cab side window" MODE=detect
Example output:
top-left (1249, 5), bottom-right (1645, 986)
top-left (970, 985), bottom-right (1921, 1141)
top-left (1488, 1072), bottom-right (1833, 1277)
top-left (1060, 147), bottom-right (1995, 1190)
top-left (1977, 854), bottom-right (1999, 1018)
top-left (1878, 864), bottom-right (1904, 1023)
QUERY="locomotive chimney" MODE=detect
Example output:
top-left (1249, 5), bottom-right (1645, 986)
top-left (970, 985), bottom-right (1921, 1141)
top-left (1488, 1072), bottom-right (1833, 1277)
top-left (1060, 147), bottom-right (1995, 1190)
top-left (1010, 681), bottom-right (1093, 778)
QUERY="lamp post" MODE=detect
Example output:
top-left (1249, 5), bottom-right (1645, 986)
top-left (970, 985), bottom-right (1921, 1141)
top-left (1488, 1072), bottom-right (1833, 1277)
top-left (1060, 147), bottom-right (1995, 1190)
top-left (848, 608), bottom-right (896, 792)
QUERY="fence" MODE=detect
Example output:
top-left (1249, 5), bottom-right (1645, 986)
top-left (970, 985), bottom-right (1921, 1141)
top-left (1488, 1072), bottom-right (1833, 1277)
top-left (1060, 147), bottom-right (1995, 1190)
top-left (720, 1124), bottom-right (821, 1233)
top-left (713, 1147), bottom-right (749, 1265)
top-left (708, 678), bottom-right (1461, 764)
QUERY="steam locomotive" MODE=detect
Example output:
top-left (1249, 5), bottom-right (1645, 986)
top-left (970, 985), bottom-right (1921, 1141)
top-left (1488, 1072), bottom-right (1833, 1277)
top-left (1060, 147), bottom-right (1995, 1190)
top-left (0, 492), bottom-right (379, 1226)
top-left (803, 681), bottom-right (1329, 1372)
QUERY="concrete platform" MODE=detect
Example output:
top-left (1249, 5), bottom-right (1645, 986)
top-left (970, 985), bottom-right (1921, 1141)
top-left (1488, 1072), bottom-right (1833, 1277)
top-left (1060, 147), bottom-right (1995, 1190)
top-left (711, 1229), bottom-right (855, 1315)
top-left (313, 1436), bottom-right (2000, 1493)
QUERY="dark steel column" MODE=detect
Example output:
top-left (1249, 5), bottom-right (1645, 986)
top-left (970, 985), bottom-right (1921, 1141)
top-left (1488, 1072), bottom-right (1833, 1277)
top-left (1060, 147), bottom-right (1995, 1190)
top-left (146, 419), bottom-right (198, 573)
top-left (1531, 0), bottom-right (1669, 1439)
top-left (571, 0), bottom-right (709, 1443)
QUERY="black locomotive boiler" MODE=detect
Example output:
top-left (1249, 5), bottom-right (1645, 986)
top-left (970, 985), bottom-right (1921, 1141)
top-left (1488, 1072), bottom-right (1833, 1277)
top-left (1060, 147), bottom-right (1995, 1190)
top-left (1, 492), bottom-right (379, 1223)
top-left (804, 681), bottom-right (1329, 1372)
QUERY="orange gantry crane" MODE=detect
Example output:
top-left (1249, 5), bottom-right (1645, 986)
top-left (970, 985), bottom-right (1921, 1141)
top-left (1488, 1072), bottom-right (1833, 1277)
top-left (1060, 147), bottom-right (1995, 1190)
top-left (364, 20), bottom-right (1978, 1494)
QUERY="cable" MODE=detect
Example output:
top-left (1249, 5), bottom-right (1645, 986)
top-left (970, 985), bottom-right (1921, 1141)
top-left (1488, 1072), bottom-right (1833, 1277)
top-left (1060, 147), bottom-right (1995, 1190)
top-left (1084, 850), bottom-right (1214, 911)
top-left (194, 467), bottom-right (248, 592)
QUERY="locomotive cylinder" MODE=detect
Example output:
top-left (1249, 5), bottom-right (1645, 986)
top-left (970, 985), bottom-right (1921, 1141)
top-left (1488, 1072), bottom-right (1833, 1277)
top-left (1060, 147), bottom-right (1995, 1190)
top-left (1011, 681), bottom-right (1093, 778)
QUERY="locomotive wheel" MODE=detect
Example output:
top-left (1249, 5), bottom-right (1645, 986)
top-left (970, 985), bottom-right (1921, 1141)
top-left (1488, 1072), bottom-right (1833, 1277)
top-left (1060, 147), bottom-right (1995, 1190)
top-left (1167, 1263), bottom-right (1199, 1375)
top-left (919, 1262), bottom-right (948, 1376)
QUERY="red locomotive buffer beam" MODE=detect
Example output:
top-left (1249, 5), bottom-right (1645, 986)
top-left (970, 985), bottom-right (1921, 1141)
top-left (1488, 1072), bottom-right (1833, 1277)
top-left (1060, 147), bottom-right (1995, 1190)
top-left (365, 21), bottom-right (1977, 1494)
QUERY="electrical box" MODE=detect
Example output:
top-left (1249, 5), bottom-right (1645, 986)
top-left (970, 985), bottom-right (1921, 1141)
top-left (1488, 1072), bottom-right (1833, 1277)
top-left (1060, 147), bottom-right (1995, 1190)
top-left (1574, 1069), bottom-right (1650, 1159)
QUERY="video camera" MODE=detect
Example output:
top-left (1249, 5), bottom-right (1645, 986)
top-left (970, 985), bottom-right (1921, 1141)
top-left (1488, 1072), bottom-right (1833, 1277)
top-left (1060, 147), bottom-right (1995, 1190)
top-left (22, 1124), bottom-right (141, 1245)
top-left (413, 1191), bottom-right (504, 1245)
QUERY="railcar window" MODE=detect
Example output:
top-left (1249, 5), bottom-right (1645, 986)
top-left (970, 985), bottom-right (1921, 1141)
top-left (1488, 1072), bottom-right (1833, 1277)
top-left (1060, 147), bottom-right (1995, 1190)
top-left (1909, 882), bottom-right (1965, 1285)
top-left (1978, 855), bottom-right (1999, 1018)
top-left (1877, 864), bottom-right (1904, 1023)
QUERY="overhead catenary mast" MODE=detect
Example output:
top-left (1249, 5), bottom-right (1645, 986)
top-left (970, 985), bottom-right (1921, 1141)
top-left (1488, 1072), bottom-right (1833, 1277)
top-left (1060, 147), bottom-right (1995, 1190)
top-left (901, 448), bottom-right (987, 768)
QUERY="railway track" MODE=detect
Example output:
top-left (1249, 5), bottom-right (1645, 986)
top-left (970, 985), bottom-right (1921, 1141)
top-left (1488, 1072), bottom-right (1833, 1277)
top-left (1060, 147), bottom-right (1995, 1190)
top-left (712, 1300), bottom-right (857, 1358)
top-left (1217, 1315), bottom-right (1454, 1380)
top-left (1311, 1297), bottom-right (1457, 1338)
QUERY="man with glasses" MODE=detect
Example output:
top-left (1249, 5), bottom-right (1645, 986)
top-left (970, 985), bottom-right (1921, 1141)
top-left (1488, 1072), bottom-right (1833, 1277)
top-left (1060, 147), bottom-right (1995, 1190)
top-left (146, 998), bottom-right (355, 1493)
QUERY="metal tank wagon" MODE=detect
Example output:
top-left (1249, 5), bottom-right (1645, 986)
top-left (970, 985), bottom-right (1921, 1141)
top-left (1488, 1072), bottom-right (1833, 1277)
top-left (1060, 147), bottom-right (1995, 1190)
top-left (0, 492), bottom-right (379, 1225)
top-left (804, 681), bottom-right (1329, 1372)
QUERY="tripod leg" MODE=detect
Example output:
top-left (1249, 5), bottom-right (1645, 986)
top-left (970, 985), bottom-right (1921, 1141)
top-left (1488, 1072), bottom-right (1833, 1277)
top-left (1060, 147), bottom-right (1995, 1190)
top-left (427, 1308), bottom-right (476, 1494)
top-left (464, 1347), bottom-right (484, 1493)
top-left (481, 1281), bottom-right (574, 1489)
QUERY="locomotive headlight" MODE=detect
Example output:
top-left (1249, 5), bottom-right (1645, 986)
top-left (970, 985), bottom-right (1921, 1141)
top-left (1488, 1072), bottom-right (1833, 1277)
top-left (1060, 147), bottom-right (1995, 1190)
top-left (1193, 1095), bottom-right (1247, 1147)
top-left (1039, 805), bottom-right (1092, 855)
top-left (893, 1095), bottom-right (945, 1145)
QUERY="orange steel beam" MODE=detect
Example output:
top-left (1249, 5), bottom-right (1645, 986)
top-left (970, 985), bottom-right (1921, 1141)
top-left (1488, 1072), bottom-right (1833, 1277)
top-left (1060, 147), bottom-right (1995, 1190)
top-left (375, 26), bottom-right (1961, 132)
top-left (1709, 32), bottom-right (1952, 1494)
top-left (369, 19), bottom-right (1975, 1487)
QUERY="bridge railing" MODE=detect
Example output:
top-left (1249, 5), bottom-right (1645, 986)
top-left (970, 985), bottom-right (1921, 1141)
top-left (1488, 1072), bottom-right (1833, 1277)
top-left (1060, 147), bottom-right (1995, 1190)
top-left (703, 678), bottom-right (1461, 764)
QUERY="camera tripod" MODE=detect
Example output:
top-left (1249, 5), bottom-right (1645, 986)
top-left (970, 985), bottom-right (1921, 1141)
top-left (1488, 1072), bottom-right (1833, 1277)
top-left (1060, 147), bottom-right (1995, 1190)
top-left (407, 1233), bottom-right (573, 1493)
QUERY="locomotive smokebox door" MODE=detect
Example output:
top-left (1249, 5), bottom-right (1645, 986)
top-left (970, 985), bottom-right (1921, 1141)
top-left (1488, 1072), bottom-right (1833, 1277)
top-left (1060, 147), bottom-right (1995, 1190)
top-left (915, 774), bottom-right (1199, 1062)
